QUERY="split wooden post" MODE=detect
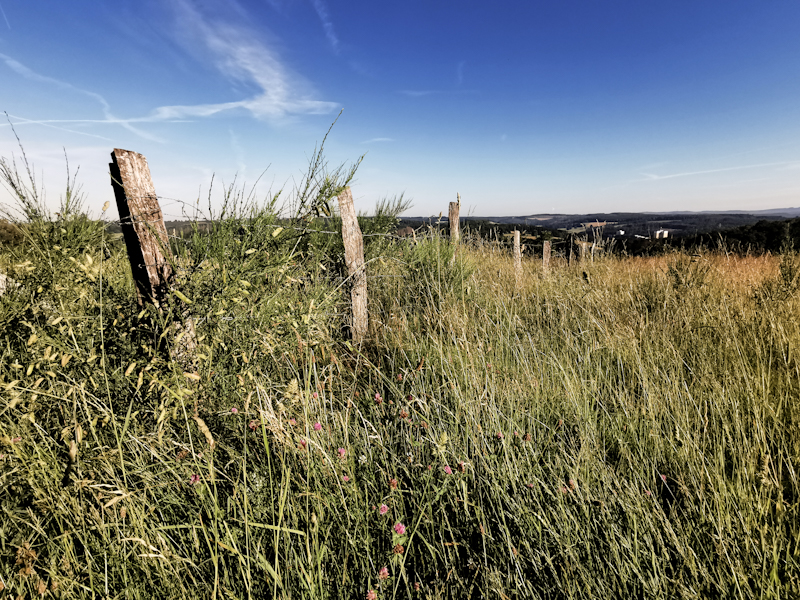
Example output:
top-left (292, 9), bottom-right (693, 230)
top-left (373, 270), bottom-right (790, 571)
top-left (513, 230), bottom-right (522, 293)
top-left (542, 240), bottom-right (551, 275)
top-left (109, 149), bottom-right (173, 307)
top-left (449, 194), bottom-right (460, 243)
top-left (109, 148), bottom-right (195, 361)
top-left (338, 187), bottom-right (368, 344)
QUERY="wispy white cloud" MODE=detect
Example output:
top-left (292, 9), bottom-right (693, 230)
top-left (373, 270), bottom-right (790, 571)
top-left (639, 161), bottom-right (791, 181)
top-left (310, 0), bottom-right (340, 52)
top-left (162, 0), bottom-right (339, 120)
top-left (361, 137), bottom-right (393, 144)
top-left (1, 2), bottom-right (338, 138)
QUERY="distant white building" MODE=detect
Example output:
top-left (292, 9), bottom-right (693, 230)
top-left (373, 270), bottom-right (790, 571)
top-left (654, 229), bottom-right (669, 239)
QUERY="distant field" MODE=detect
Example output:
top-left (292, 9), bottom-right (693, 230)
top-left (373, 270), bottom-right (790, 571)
top-left (1, 201), bottom-right (798, 599)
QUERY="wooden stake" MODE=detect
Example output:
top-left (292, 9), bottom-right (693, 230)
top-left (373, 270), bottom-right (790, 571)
top-left (576, 240), bottom-right (591, 263)
top-left (109, 149), bottom-right (173, 307)
top-left (513, 230), bottom-right (522, 293)
top-left (109, 149), bottom-right (195, 363)
top-left (338, 187), bottom-right (368, 344)
top-left (449, 196), bottom-right (460, 243)
top-left (542, 240), bottom-right (551, 275)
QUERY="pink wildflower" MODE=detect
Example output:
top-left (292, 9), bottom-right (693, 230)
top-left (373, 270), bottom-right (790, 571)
top-left (230, 407), bottom-right (238, 414)
top-left (313, 422), bottom-right (322, 431)
top-left (374, 392), bottom-right (382, 405)
top-left (312, 392), bottom-right (318, 399)
top-left (248, 420), bottom-right (258, 431)
top-left (444, 465), bottom-right (453, 475)
top-left (366, 590), bottom-right (377, 600)
top-left (189, 474), bottom-right (200, 485)
top-left (394, 522), bottom-right (406, 535)
top-left (379, 504), bottom-right (389, 515)
top-left (288, 418), bottom-right (297, 426)
top-left (644, 489), bottom-right (652, 497)
top-left (11, 436), bottom-right (21, 443)
top-left (389, 478), bottom-right (398, 490)
top-left (660, 474), bottom-right (667, 483)
top-left (378, 566), bottom-right (389, 580)
top-left (298, 439), bottom-right (307, 450)
top-left (338, 448), bottom-right (346, 459)
top-left (342, 475), bottom-right (350, 482)
top-left (496, 432), bottom-right (504, 439)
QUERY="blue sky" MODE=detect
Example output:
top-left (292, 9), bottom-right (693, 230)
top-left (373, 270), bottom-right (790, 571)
top-left (1, 0), bottom-right (799, 219)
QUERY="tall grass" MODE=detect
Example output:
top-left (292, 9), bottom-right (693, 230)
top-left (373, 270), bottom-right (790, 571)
top-left (1, 160), bottom-right (798, 598)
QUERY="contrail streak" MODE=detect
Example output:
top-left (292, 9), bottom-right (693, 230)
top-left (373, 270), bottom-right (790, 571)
top-left (640, 161), bottom-right (790, 181)
top-left (0, 2), bottom-right (10, 30)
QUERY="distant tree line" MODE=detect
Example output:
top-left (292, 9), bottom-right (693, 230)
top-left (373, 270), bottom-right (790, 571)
top-left (614, 218), bottom-right (800, 256)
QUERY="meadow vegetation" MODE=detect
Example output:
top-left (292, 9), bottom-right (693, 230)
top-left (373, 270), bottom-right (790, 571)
top-left (0, 148), bottom-right (799, 599)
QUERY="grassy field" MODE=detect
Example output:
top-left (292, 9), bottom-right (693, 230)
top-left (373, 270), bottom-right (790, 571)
top-left (1, 158), bottom-right (799, 598)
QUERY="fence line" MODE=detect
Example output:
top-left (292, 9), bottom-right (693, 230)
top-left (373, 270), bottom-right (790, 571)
top-left (108, 148), bottom-right (578, 347)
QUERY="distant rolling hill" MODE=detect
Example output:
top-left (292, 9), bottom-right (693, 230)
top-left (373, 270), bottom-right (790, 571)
top-left (399, 208), bottom-right (800, 239)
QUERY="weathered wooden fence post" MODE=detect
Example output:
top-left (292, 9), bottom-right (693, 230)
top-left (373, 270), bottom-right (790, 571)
top-left (513, 230), bottom-right (522, 293)
top-left (449, 194), bottom-right (460, 243)
top-left (338, 186), bottom-right (368, 344)
top-left (109, 148), bottom-right (195, 360)
top-left (109, 149), bottom-right (173, 307)
top-left (542, 240), bottom-right (551, 275)
top-left (577, 240), bottom-right (590, 263)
